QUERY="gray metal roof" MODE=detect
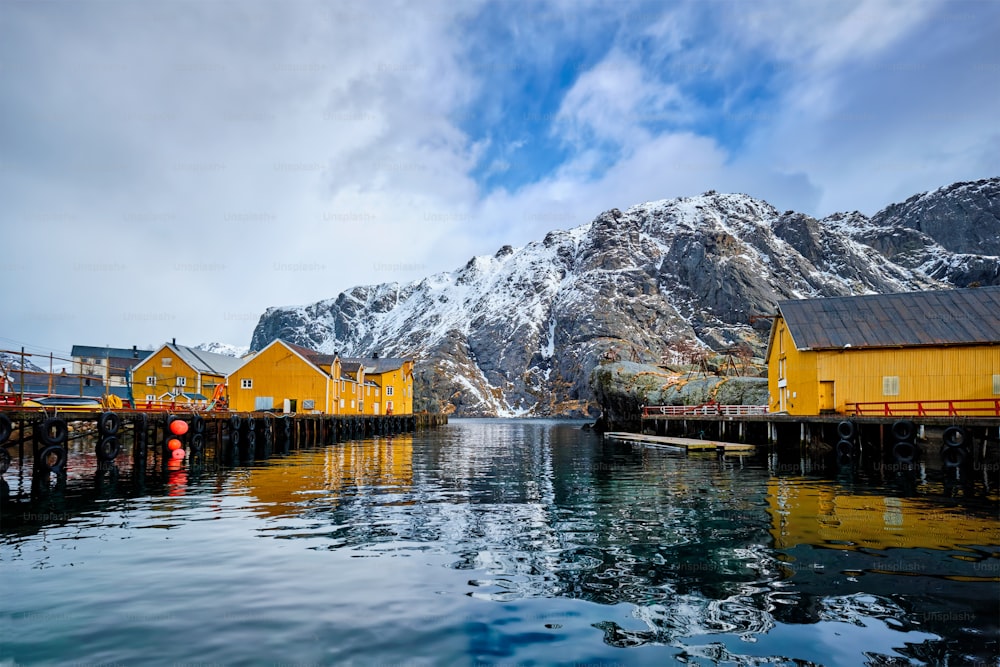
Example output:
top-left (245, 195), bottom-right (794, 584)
top-left (778, 286), bottom-right (1000, 350)
top-left (72, 345), bottom-right (152, 360)
top-left (167, 343), bottom-right (245, 376)
top-left (340, 357), bottom-right (408, 374)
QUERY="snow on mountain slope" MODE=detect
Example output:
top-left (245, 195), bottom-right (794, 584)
top-left (251, 179), bottom-right (999, 416)
top-left (194, 342), bottom-right (250, 358)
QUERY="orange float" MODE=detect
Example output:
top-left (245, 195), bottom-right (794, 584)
top-left (169, 419), bottom-right (189, 436)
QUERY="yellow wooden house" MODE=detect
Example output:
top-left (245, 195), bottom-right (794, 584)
top-left (228, 341), bottom-right (415, 415)
top-left (131, 340), bottom-right (244, 408)
top-left (228, 340), bottom-right (344, 413)
top-left (339, 357), bottom-right (414, 415)
top-left (765, 286), bottom-right (1000, 415)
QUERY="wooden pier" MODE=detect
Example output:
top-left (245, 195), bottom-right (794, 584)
top-left (605, 431), bottom-right (756, 454)
top-left (0, 409), bottom-right (448, 480)
top-left (634, 403), bottom-right (1000, 470)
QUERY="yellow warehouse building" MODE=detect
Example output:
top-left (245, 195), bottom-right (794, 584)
top-left (227, 340), bottom-right (414, 415)
top-left (765, 286), bottom-right (1000, 416)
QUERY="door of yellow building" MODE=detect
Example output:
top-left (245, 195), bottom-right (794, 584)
top-left (818, 381), bottom-right (835, 413)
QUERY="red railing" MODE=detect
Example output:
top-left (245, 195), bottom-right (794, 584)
top-left (847, 398), bottom-right (1000, 417)
top-left (642, 401), bottom-right (768, 417)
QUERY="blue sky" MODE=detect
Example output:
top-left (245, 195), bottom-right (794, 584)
top-left (1, 0), bottom-right (998, 360)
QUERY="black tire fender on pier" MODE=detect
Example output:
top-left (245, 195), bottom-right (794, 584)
top-left (1, 447), bottom-right (11, 475)
top-left (836, 439), bottom-right (853, 456)
top-left (891, 420), bottom-right (916, 442)
top-left (190, 433), bottom-right (205, 453)
top-left (892, 441), bottom-right (916, 463)
top-left (836, 421), bottom-right (855, 440)
top-left (96, 436), bottom-right (122, 461)
top-left (98, 411), bottom-right (121, 436)
top-left (942, 426), bottom-right (966, 448)
top-left (39, 418), bottom-right (68, 446)
top-left (192, 415), bottom-right (206, 434)
top-left (942, 446), bottom-right (965, 467)
top-left (37, 444), bottom-right (67, 473)
top-left (230, 414), bottom-right (241, 431)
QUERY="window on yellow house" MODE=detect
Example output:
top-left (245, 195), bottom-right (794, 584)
top-left (882, 376), bottom-right (900, 396)
top-left (176, 377), bottom-right (187, 387)
top-left (386, 386), bottom-right (394, 396)
top-left (339, 399), bottom-right (345, 409)
top-left (162, 357), bottom-right (172, 367)
top-left (241, 379), bottom-right (252, 389)
top-left (145, 394), bottom-right (155, 402)
top-left (993, 374), bottom-right (1000, 395)
top-left (146, 376), bottom-right (156, 386)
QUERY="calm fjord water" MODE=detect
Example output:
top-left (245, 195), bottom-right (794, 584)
top-left (2, 419), bottom-right (998, 666)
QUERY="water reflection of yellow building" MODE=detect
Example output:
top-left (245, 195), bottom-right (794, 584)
top-left (232, 437), bottom-right (414, 516)
top-left (767, 479), bottom-right (1000, 551)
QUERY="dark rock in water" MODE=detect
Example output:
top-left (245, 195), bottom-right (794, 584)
top-left (250, 178), bottom-right (999, 417)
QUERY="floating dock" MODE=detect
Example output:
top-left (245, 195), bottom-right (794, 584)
top-left (604, 431), bottom-right (757, 454)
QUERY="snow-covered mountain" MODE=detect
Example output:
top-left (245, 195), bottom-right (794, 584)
top-left (250, 178), bottom-right (1000, 417)
top-left (194, 342), bottom-right (250, 358)
top-left (0, 351), bottom-right (44, 372)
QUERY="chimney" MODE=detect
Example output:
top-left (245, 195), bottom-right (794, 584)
top-left (172, 338), bottom-right (176, 346)
top-left (373, 352), bottom-right (379, 359)
top-left (132, 345), bottom-right (138, 358)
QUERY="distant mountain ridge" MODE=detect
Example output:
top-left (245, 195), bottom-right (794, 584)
top-left (194, 342), bottom-right (250, 358)
top-left (250, 178), bottom-right (1000, 416)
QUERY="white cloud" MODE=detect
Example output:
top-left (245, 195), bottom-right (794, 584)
top-left (1, 0), bottom-right (995, 358)
top-left (554, 50), bottom-right (688, 148)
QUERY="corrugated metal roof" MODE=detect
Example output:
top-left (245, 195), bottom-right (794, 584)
top-left (341, 357), bottom-right (408, 374)
top-left (284, 342), bottom-right (338, 369)
top-left (169, 344), bottom-right (244, 376)
top-left (71, 345), bottom-right (152, 360)
top-left (778, 286), bottom-right (1000, 350)
top-left (274, 341), bottom-right (409, 376)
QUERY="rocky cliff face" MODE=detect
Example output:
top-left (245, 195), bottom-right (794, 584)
top-left (250, 178), bottom-right (1000, 416)
top-left (590, 361), bottom-right (769, 432)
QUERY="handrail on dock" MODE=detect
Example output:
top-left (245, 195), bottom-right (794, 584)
top-left (642, 402), bottom-right (768, 417)
top-left (847, 398), bottom-right (1000, 417)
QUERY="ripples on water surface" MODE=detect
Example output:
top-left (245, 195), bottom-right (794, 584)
top-left (2, 419), bottom-right (998, 666)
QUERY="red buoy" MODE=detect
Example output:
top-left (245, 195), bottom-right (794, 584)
top-left (169, 419), bottom-right (189, 436)
top-left (167, 438), bottom-right (182, 451)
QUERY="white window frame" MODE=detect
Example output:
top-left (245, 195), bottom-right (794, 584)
top-left (241, 378), bottom-right (253, 389)
top-left (386, 386), bottom-right (394, 396)
top-left (145, 394), bottom-right (155, 402)
top-left (993, 374), bottom-right (1000, 395)
top-left (176, 377), bottom-right (187, 387)
top-left (882, 376), bottom-right (900, 396)
top-left (162, 357), bottom-right (172, 367)
top-left (146, 376), bottom-right (156, 386)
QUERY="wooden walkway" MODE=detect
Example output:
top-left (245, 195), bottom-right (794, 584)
top-left (604, 431), bottom-right (757, 453)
